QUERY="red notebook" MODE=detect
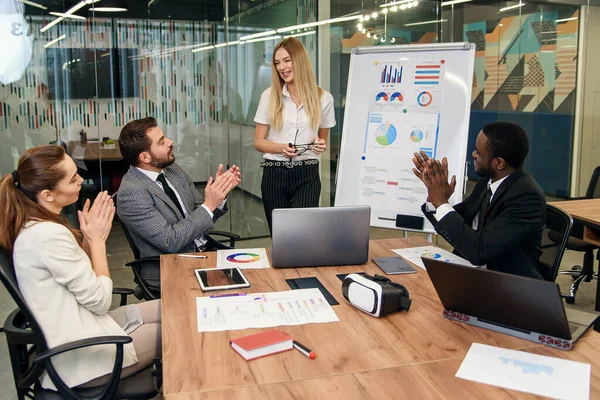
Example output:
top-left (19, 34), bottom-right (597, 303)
top-left (230, 330), bottom-right (293, 361)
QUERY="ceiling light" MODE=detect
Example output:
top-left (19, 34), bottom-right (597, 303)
top-left (276, 14), bottom-right (362, 33)
top-left (555, 17), bottom-right (577, 23)
top-left (372, 12), bottom-right (378, 18)
top-left (364, 15), bottom-right (370, 21)
top-left (382, 8), bottom-right (388, 14)
top-left (441, 0), bottom-right (473, 6)
top-left (192, 46), bottom-right (215, 53)
top-left (19, 0), bottom-right (47, 10)
top-left (357, 23), bottom-right (363, 29)
top-left (380, 37), bottom-right (385, 42)
top-left (362, 28), bottom-right (367, 33)
top-left (367, 32), bottom-right (371, 38)
top-left (390, 6), bottom-right (398, 11)
top-left (91, 0), bottom-right (127, 12)
top-left (498, 2), bottom-right (525, 12)
top-left (391, 37), bottom-right (396, 43)
top-left (379, 0), bottom-right (413, 8)
top-left (49, 12), bottom-right (86, 20)
top-left (44, 34), bottom-right (66, 48)
top-left (400, 5), bottom-right (407, 10)
top-left (245, 35), bottom-right (282, 43)
top-left (404, 19), bottom-right (448, 26)
top-left (41, 0), bottom-right (99, 32)
top-left (239, 30), bottom-right (277, 41)
top-left (285, 31), bottom-right (316, 38)
top-left (214, 41), bottom-right (240, 48)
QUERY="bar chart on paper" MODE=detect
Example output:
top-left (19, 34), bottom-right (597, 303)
top-left (196, 288), bottom-right (339, 332)
top-left (380, 63), bottom-right (403, 84)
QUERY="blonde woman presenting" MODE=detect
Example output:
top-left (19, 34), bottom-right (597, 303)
top-left (254, 37), bottom-right (336, 233)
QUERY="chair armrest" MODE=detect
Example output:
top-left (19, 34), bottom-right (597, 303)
top-left (113, 287), bottom-right (135, 306)
top-left (208, 230), bottom-right (241, 247)
top-left (32, 335), bottom-right (132, 363)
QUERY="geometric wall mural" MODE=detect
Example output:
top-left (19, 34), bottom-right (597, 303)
top-left (465, 10), bottom-right (579, 113)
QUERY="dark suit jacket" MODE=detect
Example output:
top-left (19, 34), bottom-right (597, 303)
top-left (421, 169), bottom-right (546, 279)
top-left (117, 163), bottom-right (228, 289)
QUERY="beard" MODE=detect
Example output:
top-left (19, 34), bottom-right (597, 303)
top-left (150, 149), bottom-right (175, 169)
top-left (474, 161), bottom-right (492, 178)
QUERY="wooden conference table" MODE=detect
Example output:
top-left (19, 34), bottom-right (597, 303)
top-left (549, 198), bottom-right (600, 330)
top-left (161, 237), bottom-right (600, 399)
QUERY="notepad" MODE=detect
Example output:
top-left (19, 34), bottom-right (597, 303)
top-left (230, 330), bottom-right (293, 361)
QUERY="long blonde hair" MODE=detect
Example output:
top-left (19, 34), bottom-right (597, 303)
top-left (269, 37), bottom-right (323, 131)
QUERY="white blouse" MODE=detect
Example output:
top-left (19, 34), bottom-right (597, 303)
top-left (254, 84), bottom-right (336, 161)
top-left (13, 221), bottom-right (138, 389)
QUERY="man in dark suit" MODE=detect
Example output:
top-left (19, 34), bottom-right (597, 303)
top-left (117, 117), bottom-right (241, 291)
top-left (413, 122), bottom-right (546, 279)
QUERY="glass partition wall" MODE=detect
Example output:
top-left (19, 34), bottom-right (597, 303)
top-left (0, 0), bottom-right (584, 238)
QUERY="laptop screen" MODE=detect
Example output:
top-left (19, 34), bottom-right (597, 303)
top-left (271, 206), bottom-right (370, 268)
top-left (423, 258), bottom-right (572, 339)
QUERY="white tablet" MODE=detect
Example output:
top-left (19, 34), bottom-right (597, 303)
top-left (194, 267), bottom-right (251, 292)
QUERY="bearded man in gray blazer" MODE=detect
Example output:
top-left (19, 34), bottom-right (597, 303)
top-left (117, 117), bottom-right (241, 291)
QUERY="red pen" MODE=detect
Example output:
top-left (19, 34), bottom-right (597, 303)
top-left (293, 340), bottom-right (315, 359)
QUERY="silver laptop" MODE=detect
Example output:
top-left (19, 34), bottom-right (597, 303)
top-left (423, 257), bottom-right (599, 350)
top-left (271, 206), bottom-right (370, 268)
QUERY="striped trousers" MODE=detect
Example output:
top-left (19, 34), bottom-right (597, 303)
top-left (261, 163), bottom-right (321, 234)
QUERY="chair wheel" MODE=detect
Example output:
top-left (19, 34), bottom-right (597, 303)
top-left (565, 296), bottom-right (575, 304)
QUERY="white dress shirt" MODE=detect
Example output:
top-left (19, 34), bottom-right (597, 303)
top-left (136, 167), bottom-right (226, 250)
top-left (254, 84), bottom-right (336, 161)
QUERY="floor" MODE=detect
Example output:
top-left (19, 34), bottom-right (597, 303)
top-left (0, 201), bottom-right (598, 399)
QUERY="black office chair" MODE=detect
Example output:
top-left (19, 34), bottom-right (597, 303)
top-left (0, 250), bottom-right (158, 400)
top-left (114, 194), bottom-right (241, 300)
top-left (557, 166), bottom-right (600, 303)
top-left (539, 204), bottom-right (573, 282)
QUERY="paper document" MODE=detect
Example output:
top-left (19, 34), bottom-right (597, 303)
top-left (392, 245), bottom-right (475, 269)
top-left (196, 288), bottom-right (339, 332)
top-left (456, 343), bottom-right (590, 400)
top-left (217, 248), bottom-right (270, 269)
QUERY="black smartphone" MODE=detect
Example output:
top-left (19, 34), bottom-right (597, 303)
top-left (372, 257), bottom-right (417, 275)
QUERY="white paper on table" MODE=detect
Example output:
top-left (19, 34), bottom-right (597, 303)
top-left (196, 288), bottom-right (339, 332)
top-left (391, 245), bottom-right (475, 270)
top-left (216, 248), bottom-right (271, 269)
top-left (456, 343), bottom-right (590, 400)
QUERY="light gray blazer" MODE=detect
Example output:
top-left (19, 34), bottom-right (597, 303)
top-left (117, 163), bottom-right (227, 288)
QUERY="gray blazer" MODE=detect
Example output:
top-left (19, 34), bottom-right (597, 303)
top-left (117, 163), bottom-right (227, 288)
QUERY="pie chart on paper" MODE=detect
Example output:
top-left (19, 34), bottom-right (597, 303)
top-left (410, 129), bottom-right (424, 143)
top-left (375, 92), bottom-right (389, 104)
top-left (375, 123), bottom-right (397, 146)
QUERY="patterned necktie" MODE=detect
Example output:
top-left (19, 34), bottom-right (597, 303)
top-left (156, 173), bottom-right (185, 216)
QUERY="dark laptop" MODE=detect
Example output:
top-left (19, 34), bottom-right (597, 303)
top-left (271, 206), bottom-right (370, 268)
top-left (423, 257), bottom-right (599, 350)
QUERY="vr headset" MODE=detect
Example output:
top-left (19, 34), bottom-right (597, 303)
top-left (342, 273), bottom-right (411, 317)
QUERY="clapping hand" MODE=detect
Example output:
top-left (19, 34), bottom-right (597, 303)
top-left (78, 191), bottom-right (115, 244)
top-left (204, 164), bottom-right (240, 211)
top-left (217, 164), bottom-right (241, 185)
top-left (422, 159), bottom-right (456, 208)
